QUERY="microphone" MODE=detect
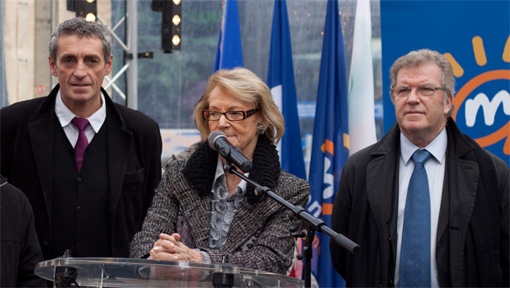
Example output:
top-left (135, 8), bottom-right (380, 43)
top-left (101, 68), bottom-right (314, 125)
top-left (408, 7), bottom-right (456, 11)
top-left (208, 131), bottom-right (253, 172)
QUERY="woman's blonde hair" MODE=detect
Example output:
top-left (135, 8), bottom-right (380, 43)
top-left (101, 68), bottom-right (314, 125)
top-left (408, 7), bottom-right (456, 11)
top-left (193, 68), bottom-right (285, 144)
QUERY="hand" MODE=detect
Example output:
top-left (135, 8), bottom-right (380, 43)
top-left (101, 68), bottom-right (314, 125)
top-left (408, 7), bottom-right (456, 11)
top-left (150, 233), bottom-right (204, 263)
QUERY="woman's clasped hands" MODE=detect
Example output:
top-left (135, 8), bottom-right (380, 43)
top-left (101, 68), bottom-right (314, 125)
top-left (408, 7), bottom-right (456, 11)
top-left (150, 233), bottom-right (204, 263)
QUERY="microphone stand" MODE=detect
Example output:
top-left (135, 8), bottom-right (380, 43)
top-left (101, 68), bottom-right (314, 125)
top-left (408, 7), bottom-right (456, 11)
top-left (224, 163), bottom-right (360, 288)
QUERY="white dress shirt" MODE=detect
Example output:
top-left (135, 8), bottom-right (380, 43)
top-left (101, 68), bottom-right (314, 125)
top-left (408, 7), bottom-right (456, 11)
top-left (395, 128), bottom-right (447, 288)
top-left (54, 91), bottom-right (106, 147)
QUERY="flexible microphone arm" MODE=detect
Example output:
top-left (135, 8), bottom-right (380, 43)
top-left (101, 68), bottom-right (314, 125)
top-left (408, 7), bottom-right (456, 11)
top-left (223, 163), bottom-right (360, 287)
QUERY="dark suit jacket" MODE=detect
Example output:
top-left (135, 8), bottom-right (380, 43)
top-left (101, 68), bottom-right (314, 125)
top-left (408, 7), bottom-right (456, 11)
top-left (330, 118), bottom-right (509, 287)
top-left (1, 85), bottom-right (162, 259)
top-left (1, 175), bottom-right (46, 287)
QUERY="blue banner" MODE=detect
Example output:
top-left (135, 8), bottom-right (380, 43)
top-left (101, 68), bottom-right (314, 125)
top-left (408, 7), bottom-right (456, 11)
top-left (306, 0), bottom-right (349, 286)
top-left (381, 0), bottom-right (510, 165)
top-left (214, 0), bottom-right (243, 71)
top-left (267, 0), bottom-right (306, 180)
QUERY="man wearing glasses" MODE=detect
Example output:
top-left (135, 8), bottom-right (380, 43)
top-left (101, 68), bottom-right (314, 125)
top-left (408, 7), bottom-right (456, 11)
top-left (330, 49), bottom-right (509, 287)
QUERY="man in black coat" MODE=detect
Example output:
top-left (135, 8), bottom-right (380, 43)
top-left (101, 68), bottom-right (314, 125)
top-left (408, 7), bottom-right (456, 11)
top-left (330, 49), bottom-right (509, 287)
top-left (1, 175), bottom-right (46, 287)
top-left (0, 18), bottom-right (162, 260)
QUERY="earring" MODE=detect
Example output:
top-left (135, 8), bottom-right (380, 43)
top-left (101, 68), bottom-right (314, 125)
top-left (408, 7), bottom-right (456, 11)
top-left (257, 123), bottom-right (265, 135)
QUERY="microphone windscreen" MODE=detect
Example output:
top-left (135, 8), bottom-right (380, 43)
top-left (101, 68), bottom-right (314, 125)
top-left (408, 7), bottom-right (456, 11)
top-left (208, 130), bottom-right (226, 151)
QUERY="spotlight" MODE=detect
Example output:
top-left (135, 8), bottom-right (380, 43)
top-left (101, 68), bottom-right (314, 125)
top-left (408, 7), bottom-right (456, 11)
top-left (76, 0), bottom-right (97, 22)
top-left (172, 35), bottom-right (181, 46)
top-left (85, 13), bottom-right (96, 22)
top-left (172, 14), bottom-right (181, 26)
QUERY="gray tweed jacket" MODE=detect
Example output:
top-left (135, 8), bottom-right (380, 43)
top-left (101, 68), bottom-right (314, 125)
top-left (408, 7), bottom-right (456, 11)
top-left (130, 135), bottom-right (310, 275)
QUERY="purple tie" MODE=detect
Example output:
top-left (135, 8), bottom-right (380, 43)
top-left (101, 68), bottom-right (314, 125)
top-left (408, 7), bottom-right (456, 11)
top-left (71, 117), bottom-right (90, 172)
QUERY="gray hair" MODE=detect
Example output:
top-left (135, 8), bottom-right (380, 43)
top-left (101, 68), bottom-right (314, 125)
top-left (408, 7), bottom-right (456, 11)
top-left (390, 49), bottom-right (455, 117)
top-left (49, 18), bottom-right (112, 63)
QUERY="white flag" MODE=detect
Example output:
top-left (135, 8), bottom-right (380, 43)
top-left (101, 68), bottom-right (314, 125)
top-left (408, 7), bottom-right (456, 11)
top-left (348, 0), bottom-right (377, 155)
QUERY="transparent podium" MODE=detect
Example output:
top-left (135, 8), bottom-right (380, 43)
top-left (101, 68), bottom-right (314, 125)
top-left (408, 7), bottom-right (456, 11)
top-left (35, 258), bottom-right (304, 288)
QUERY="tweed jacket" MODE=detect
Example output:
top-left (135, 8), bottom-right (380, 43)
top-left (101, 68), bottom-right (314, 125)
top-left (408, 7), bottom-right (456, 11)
top-left (330, 118), bottom-right (509, 287)
top-left (130, 135), bottom-right (310, 275)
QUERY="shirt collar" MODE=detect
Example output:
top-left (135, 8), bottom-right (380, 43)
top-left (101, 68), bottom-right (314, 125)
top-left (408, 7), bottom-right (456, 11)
top-left (213, 155), bottom-right (248, 192)
top-left (400, 128), bottom-right (447, 165)
top-left (54, 90), bottom-right (107, 133)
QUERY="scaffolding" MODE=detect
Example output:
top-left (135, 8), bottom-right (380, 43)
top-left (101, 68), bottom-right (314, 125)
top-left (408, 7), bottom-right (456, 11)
top-left (102, 0), bottom-right (139, 109)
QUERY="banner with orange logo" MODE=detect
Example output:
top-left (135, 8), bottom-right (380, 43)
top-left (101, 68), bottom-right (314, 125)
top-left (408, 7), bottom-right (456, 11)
top-left (381, 0), bottom-right (510, 165)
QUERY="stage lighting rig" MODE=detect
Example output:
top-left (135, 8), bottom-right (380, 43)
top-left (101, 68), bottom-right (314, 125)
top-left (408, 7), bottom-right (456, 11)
top-left (161, 0), bottom-right (182, 52)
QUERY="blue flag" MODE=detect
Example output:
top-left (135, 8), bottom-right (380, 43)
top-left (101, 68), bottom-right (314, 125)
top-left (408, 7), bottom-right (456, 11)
top-left (214, 0), bottom-right (243, 71)
top-left (306, 0), bottom-right (349, 287)
top-left (267, 0), bottom-right (306, 180)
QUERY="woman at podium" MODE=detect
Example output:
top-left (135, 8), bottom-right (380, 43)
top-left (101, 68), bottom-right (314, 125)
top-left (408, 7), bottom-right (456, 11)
top-left (130, 68), bottom-right (310, 275)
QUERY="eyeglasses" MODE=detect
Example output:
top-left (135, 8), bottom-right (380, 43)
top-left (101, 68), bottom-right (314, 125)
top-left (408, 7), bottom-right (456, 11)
top-left (202, 108), bottom-right (258, 121)
top-left (392, 85), bottom-right (446, 98)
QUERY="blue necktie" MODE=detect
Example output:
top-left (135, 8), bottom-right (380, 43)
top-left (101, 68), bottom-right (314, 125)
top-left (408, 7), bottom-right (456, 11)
top-left (400, 149), bottom-right (432, 287)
